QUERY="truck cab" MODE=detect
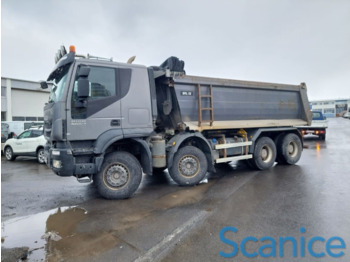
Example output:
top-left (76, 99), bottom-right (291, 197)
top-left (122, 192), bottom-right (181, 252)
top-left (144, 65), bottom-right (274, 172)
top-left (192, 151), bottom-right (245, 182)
top-left (44, 46), bottom-right (155, 183)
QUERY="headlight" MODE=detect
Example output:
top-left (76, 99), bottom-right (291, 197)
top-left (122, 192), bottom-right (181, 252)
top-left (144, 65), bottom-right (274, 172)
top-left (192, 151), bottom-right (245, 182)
top-left (53, 160), bottom-right (62, 169)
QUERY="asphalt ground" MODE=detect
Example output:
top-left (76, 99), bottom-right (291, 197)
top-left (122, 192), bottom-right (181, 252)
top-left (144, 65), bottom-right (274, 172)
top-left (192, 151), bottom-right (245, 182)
top-left (1, 117), bottom-right (350, 261)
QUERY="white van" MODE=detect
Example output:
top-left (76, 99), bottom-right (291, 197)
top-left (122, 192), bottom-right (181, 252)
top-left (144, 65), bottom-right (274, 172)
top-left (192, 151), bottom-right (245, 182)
top-left (2, 121), bottom-right (44, 138)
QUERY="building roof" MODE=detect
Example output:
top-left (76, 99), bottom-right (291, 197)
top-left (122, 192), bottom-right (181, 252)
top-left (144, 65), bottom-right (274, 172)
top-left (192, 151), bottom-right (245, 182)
top-left (1, 77), bottom-right (51, 93)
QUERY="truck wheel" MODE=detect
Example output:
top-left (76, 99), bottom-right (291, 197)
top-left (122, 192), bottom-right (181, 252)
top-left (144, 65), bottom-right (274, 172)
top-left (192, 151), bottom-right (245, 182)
top-left (37, 148), bottom-right (45, 164)
top-left (251, 137), bottom-right (276, 170)
top-left (169, 146), bottom-right (208, 186)
top-left (94, 151), bottom-right (142, 199)
top-left (5, 146), bottom-right (16, 161)
top-left (275, 133), bottom-right (286, 164)
top-left (320, 133), bottom-right (326, 140)
top-left (277, 133), bottom-right (302, 165)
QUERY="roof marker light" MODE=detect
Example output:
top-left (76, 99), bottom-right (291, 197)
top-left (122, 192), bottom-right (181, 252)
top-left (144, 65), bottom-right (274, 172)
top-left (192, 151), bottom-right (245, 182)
top-left (69, 45), bottom-right (76, 53)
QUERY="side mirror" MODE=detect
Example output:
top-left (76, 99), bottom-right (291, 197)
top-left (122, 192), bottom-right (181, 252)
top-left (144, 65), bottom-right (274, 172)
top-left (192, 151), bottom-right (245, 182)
top-left (78, 79), bottom-right (89, 98)
top-left (78, 66), bottom-right (90, 77)
top-left (40, 81), bottom-right (48, 89)
top-left (77, 66), bottom-right (90, 99)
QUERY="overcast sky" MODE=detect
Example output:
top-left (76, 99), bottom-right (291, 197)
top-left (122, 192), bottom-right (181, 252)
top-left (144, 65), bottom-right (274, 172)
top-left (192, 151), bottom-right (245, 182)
top-left (1, 0), bottom-right (350, 100)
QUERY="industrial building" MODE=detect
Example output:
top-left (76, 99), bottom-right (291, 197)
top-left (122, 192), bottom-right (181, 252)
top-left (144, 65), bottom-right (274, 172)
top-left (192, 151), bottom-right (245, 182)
top-left (310, 99), bottom-right (350, 118)
top-left (1, 77), bottom-right (50, 121)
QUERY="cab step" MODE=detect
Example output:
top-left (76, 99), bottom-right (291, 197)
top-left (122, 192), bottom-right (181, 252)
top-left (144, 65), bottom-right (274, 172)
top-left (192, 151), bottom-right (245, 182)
top-left (77, 175), bottom-right (92, 183)
top-left (216, 154), bottom-right (253, 163)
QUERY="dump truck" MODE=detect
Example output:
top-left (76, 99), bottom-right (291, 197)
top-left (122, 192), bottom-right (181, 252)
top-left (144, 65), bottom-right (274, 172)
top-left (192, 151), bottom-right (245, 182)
top-left (41, 45), bottom-right (312, 199)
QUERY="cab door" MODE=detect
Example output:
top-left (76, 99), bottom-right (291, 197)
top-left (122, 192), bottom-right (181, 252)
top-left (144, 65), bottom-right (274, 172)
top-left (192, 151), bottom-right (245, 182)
top-left (67, 64), bottom-right (123, 141)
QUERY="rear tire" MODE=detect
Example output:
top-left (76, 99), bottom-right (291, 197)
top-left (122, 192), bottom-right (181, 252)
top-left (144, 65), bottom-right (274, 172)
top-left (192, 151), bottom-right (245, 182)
top-left (5, 146), bottom-right (16, 161)
top-left (250, 137), bottom-right (276, 170)
top-left (94, 151), bottom-right (142, 199)
top-left (37, 148), bottom-right (45, 164)
top-left (169, 146), bottom-right (208, 186)
top-left (277, 133), bottom-right (302, 165)
top-left (320, 133), bottom-right (326, 140)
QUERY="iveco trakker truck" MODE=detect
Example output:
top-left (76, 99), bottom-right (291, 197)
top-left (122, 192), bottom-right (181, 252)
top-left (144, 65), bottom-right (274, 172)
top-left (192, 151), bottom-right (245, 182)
top-left (42, 45), bottom-right (312, 199)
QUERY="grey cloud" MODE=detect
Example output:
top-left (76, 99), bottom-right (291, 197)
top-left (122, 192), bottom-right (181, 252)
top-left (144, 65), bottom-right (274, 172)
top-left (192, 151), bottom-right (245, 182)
top-left (1, 0), bottom-right (350, 100)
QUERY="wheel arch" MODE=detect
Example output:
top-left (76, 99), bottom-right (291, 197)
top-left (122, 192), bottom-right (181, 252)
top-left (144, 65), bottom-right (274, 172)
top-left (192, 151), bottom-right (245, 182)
top-left (4, 145), bottom-right (12, 152)
top-left (36, 145), bottom-right (44, 153)
top-left (93, 129), bottom-right (124, 154)
top-left (100, 138), bottom-right (152, 176)
top-left (167, 132), bottom-right (214, 172)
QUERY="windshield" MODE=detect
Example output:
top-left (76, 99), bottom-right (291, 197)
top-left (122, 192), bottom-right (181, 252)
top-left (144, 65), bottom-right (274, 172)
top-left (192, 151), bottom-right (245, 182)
top-left (312, 112), bottom-right (323, 120)
top-left (49, 64), bottom-right (70, 103)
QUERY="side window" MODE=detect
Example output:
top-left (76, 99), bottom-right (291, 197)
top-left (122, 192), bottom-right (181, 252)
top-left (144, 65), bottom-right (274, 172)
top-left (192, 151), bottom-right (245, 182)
top-left (17, 131), bottom-right (31, 139)
top-left (71, 66), bottom-right (117, 119)
top-left (31, 130), bottom-right (43, 137)
top-left (24, 123), bottom-right (32, 130)
top-left (312, 112), bottom-right (321, 119)
top-left (72, 66), bottom-right (116, 102)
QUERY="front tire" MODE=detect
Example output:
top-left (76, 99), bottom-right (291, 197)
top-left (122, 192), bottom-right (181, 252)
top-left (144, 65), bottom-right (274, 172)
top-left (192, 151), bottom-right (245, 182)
top-left (5, 146), bottom-right (16, 161)
top-left (37, 148), bottom-right (45, 164)
top-left (169, 146), bottom-right (208, 186)
top-left (250, 137), bottom-right (276, 170)
top-left (94, 151), bottom-right (142, 199)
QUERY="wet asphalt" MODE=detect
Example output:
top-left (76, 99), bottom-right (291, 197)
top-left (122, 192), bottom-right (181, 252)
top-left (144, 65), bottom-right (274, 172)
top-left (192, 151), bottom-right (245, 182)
top-left (1, 117), bottom-right (350, 262)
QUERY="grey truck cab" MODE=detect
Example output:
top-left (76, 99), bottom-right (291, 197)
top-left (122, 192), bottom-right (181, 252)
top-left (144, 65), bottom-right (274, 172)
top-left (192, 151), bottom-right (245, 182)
top-left (43, 45), bottom-right (311, 199)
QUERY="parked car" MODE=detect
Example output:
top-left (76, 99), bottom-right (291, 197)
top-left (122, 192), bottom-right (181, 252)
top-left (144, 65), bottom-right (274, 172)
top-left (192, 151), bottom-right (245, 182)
top-left (3, 126), bottom-right (46, 164)
top-left (343, 108), bottom-right (350, 119)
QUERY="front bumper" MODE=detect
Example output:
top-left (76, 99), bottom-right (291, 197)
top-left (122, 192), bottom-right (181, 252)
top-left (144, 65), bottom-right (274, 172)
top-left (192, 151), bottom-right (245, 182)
top-left (45, 144), bottom-right (97, 177)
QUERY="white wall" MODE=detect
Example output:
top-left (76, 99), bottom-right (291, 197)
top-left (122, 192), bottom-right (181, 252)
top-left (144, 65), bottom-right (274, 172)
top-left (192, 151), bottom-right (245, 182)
top-left (11, 89), bottom-right (49, 117)
top-left (1, 96), bottom-right (7, 111)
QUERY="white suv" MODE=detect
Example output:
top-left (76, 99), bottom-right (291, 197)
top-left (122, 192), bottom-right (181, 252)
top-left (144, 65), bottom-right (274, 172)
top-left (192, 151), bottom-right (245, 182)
top-left (3, 127), bottom-right (46, 164)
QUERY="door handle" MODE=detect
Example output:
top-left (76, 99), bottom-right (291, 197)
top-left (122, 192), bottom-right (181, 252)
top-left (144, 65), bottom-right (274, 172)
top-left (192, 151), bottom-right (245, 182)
top-left (111, 119), bottom-right (121, 127)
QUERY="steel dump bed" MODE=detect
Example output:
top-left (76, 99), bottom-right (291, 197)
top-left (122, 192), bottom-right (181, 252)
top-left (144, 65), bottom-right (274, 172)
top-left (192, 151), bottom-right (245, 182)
top-left (172, 74), bottom-right (312, 131)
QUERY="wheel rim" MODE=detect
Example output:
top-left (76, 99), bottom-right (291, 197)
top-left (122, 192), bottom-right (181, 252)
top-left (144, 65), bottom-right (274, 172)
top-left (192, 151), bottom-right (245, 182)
top-left (38, 150), bottom-right (45, 163)
top-left (287, 141), bottom-right (298, 158)
top-left (260, 145), bottom-right (273, 163)
top-left (5, 148), bottom-right (12, 160)
top-left (178, 155), bottom-right (200, 178)
top-left (104, 164), bottom-right (129, 188)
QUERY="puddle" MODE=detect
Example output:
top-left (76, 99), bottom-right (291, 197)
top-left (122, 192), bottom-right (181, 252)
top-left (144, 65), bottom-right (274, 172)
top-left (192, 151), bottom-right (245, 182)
top-left (1, 206), bottom-right (87, 261)
top-left (304, 140), bottom-right (327, 149)
top-left (155, 182), bottom-right (212, 209)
